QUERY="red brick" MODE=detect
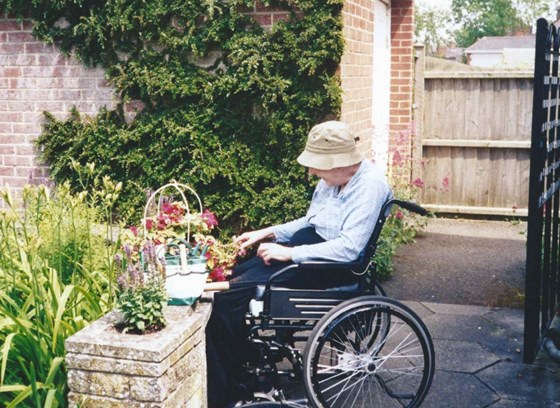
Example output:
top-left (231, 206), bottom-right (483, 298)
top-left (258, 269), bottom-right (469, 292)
top-left (4, 155), bottom-right (32, 167)
top-left (0, 20), bottom-right (20, 30)
top-left (7, 31), bottom-right (34, 42)
top-left (37, 53), bottom-right (67, 66)
top-left (15, 145), bottom-right (37, 155)
top-left (250, 13), bottom-right (272, 26)
top-left (0, 167), bottom-right (14, 176)
top-left (255, 2), bottom-right (286, 12)
top-left (1, 176), bottom-right (31, 187)
top-left (12, 123), bottom-right (40, 134)
top-left (0, 112), bottom-right (22, 122)
top-left (25, 43), bottom-right (55, 53)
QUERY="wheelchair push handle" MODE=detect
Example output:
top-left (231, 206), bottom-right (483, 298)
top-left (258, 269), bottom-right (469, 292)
top-left (391, 199), bottom-right (428, 216)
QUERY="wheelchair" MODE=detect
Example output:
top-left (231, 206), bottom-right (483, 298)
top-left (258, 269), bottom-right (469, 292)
top-left (236, 199), bottom-right (435, 408)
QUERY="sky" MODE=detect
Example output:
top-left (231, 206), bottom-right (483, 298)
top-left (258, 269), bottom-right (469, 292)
top-left (416, 0), bottom-right (452, 8)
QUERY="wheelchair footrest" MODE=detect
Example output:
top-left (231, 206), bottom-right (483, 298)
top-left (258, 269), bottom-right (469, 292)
top-left (249, 299), bottom-right (264, 317)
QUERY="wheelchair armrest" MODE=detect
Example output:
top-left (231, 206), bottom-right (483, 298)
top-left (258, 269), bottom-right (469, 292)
top-left (391, 199), bottom-right (427, 216)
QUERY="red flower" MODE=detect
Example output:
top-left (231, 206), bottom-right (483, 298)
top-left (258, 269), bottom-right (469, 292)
top-left (145, 219), bottom-right (154, 231)
top-left (156, 214), bottom-right (168, 230)
top-left (209, 266), bottom-right (226, 282)
top-left (129, 226), bottom-right (138, 236)
top-left (395, 210), bottom-right (404, 219)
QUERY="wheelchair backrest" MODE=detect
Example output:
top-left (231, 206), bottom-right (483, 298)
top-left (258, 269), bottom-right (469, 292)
top-left (359, 198), bottom-right (427, 286)
top-left (360, 198), bottom-right (394, 265)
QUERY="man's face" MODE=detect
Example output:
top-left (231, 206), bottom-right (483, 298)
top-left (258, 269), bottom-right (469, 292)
top-left (308, 167), bottom-right (351, 187)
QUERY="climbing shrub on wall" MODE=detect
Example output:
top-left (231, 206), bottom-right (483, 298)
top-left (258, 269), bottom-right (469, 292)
top-left (1, 0), bottom-right (344, 231)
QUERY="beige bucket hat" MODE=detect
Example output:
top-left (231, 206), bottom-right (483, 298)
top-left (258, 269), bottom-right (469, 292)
top-left (297, 121), bottom-right (364, 170)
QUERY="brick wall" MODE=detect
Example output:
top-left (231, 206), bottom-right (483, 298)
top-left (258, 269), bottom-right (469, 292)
top-left (389, 0), bottom-right (415, 178)
top-left (340, 0), bottom-right (375, 157)
top-left (0, 17), bottom-right (116, 189)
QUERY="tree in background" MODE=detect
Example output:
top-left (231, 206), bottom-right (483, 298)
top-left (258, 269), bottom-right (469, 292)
top-left (451, 0), bottom-right (556, 48)
top-left (451, 0), bottom-right (526, 48)
top-left (415, 2), bottom-right (456, 56)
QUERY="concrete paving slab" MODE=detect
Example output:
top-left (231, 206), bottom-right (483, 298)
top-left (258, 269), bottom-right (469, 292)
top-left (434, 339), bottom-right (501, 373)
top-left (423, 302), bottom-right (495, 316)
top-left (488, 399), bottom-right (554, 407)
top-left (423, 307), bottom-right (524, 363)
top-left (401, 300), bottom-right (436, 320)
top-left (422, 218), bottom-right (526, 240)
top-left (422, 370), bottom-right (499, 408)
top-left (483, 308), bottom-right (525, 335)
top-left (476, 361), bottom-right (560, 403)
top-left (423, 313), bottom-right (503, 343)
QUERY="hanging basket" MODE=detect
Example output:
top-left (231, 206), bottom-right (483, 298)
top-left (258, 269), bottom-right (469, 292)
top-left (143, 182), bottom-right (209, 306)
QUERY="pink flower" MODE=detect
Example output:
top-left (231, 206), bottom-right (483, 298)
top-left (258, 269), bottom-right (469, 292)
top-left (129, 226), bottom-right (138, 236)
top-left (411, 178), bottom-right (424, 188)
top-left (442, 176), bottom-right (450, 189)
top-left (201, 209), bottom-right (218, 228)
top-left (395, 210), bottom-right (404, 219)
top-left (392, 150), bottom-right (403, 166)
top-left (161, 202), bottom-right (174, 215)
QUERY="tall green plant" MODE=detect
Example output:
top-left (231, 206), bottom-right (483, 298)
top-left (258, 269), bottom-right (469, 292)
top-left (0, 169), bottom-right (122, 407)
top-left (374, 129), bottom-right (428, 280)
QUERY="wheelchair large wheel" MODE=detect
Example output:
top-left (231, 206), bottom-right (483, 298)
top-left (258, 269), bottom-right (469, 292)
top-left (303, 296), bottom-right (435, 408)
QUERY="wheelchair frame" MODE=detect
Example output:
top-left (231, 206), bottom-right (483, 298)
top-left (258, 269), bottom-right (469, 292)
top-left (239, 199), bottom-right (435, 408)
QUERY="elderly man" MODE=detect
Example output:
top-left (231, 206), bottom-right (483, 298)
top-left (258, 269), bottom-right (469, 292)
top-left (206, 120), bottom-right (392, 407)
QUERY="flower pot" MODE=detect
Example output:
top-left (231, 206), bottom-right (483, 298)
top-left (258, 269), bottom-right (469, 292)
top-left (166, 255), bottom-right (209, 306)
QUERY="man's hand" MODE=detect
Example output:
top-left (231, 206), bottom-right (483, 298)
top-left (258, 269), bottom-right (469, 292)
top-left (257, 243), bottom-right (293, 265)
top-left (235, 228), bottom-right (275, 250)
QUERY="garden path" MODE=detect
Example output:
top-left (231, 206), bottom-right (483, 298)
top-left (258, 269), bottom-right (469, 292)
top-left (382, 217), bottom-right (527, 308)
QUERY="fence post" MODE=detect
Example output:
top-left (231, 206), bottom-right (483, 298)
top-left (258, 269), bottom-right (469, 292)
top-left (412, 44), bottom-right (425, 190)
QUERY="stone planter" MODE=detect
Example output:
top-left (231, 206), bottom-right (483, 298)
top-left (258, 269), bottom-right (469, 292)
top-left (65, 300), bottom-right (212, 407)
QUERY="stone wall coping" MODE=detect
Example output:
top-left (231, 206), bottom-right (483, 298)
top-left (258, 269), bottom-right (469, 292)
top-left (65, 299), bottom-right (212, 363)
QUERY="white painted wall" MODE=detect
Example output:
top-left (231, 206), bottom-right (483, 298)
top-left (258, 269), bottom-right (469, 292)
top-left (372, 0), bottom-right (391, 172)
top-left (469, 49), bottom-right (534, 69)
top-left (468, 52), bottom-right (503, 67)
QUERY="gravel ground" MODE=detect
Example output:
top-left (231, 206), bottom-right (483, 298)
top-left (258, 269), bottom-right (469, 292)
top-left (381, 217), bottom-right (528, 308)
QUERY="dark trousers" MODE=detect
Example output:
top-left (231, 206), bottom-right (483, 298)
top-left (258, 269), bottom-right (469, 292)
top-left (206, 227), bottom-right (326, 407)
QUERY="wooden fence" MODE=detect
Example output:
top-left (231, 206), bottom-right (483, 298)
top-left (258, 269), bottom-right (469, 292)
top-left (414, 46), bottom-right (533, 216)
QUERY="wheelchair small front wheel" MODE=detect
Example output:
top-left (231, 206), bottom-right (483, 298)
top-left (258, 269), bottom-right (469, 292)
top-left (303, 296), bottom-right (435, 408)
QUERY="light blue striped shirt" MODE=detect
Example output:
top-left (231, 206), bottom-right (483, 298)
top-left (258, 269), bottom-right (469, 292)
top-left (271, 160), bottom-right (392, 263)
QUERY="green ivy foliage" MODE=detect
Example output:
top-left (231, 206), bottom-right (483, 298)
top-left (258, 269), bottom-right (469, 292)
top-left (0, 0), bottom-right (344, 231)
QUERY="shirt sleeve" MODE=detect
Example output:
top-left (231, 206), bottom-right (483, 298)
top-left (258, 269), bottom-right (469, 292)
top-left (291, 179), bottom-right (391, 263)
top-left (269, 182), bottom-right (323, 242)
top-left (270, 216), bottom-right (310, 243)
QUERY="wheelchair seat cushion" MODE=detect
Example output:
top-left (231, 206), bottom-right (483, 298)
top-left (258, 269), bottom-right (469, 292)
top-left (253, 282), bottom-right (360, 301)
